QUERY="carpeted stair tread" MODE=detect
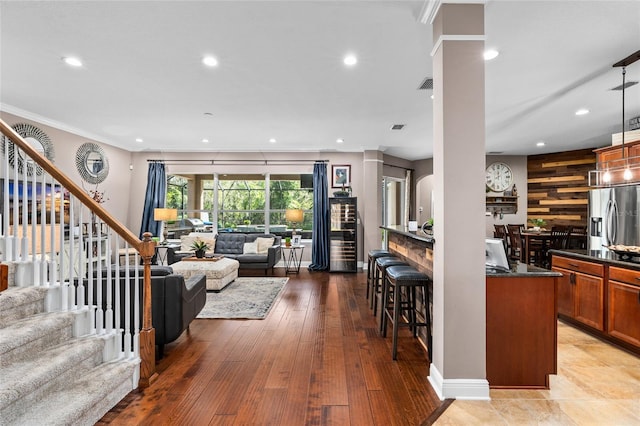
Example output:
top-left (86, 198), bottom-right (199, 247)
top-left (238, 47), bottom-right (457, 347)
top-left (0, 337), bottom-right (105, 412)
top-left (0, 311), bottom-right (76, 364)
top-left (9, 360), bottom-right (137, 426)
top-left (0, 286), bottom-right (49, 328)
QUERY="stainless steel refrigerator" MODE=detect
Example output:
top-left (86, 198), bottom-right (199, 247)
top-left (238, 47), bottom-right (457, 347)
top-left (589, 186), bottom-right (640, 249)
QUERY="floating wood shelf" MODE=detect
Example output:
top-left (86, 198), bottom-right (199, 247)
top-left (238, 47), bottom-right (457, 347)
top-left (486, 195), bottom-right (518, 217)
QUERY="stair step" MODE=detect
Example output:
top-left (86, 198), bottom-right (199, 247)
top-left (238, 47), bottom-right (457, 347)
top-left (0, 286), bottom-right (49, 328)
top-left (0, 310), bottom-right (76, 366)
top-left (7, 360), bottom-right (137, 426)
top-left (0, 336), bottom-right (106, 422)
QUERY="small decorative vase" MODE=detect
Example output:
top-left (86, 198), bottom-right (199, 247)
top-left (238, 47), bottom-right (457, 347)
top-left (195, 249), bottom-right (205, 258)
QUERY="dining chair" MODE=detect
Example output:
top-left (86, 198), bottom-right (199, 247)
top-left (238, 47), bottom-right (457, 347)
top-left (542, 225), bottom-right (573, 267)
top-left (506, 224), bottom-right (524, 261)
top-left (493, 224), bottom-right (509, 252)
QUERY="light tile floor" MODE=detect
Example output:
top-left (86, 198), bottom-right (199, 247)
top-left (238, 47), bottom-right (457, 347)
top-left (435, 321), bottom-right (640, 425)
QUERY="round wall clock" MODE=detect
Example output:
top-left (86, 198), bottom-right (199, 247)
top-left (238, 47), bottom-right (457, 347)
top-left (485, 162), bottom-right (513, 192)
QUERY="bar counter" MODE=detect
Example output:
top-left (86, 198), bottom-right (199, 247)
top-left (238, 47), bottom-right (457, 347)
top-left (381, 225), bottom-right (561, 388)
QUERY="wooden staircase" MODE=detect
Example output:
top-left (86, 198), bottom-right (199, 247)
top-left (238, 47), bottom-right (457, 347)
top-left (0, 118), bottom-right (157, 422)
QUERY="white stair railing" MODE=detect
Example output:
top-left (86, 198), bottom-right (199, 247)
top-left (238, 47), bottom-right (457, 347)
top-left (0, 128), bottom-right (152, 385)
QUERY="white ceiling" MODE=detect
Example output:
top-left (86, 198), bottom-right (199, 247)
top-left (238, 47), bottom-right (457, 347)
top-left (1, 1), bottom-right (639, 161)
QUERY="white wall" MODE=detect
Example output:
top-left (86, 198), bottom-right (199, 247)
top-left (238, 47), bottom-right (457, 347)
top-left (1, 112), bottom-right (134, 228)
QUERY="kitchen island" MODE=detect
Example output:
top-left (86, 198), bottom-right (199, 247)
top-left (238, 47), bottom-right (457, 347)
top-left (551, 248), bottom-right (640, 356)
top-left (381, 226), bottom-right (561, 388)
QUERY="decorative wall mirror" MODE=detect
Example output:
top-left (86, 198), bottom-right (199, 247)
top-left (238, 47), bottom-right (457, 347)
top-left (1, 123), bottom-right (55, 176)
top-left (75, 142), bottom-right (109, 184)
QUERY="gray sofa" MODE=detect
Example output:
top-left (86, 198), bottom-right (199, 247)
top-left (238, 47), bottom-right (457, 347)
top-left (214, 233), bottom-right (282, 274)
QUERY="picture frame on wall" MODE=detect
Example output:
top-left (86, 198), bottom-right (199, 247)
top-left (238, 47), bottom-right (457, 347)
top-left (331, 165), bottom-right (351, 188)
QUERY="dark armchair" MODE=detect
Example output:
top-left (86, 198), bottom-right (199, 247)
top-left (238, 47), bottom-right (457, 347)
top-left (91, 265), bottom-right (206, 358)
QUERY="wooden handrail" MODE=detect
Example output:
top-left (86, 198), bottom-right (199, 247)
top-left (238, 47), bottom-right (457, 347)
top-left (0, 118), bottom-right (141, 250)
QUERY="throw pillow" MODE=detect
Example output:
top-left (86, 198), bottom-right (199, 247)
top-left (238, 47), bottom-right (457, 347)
top-left (243, 242), bottom-right (258, 254)
top-left (255, 237), bottom-right (275, 254)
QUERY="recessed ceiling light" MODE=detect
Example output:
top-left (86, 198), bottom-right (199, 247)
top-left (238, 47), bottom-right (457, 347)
top-left (202, 138), bottom-right (209, 143)
top-left (575, 108), bottom-right (590, 116)
top-left (430, 94), bottom-right (434, 100)
top-left (202, 56), bottom-right (218, 67)
top-left (536, 141), bottom-right (546, 147)
top-left (269, 138), bottom-right (276, 143)
top-left (483, 50), bottom-right (499, 61)
top-left (135, 138), bottom-right (143, 143)
top-left (343, 54), bottom-right (357, 67)
top-left (62, 56), bottom-right (83, 67)
top-left (336, 138), bottom-right (344, 144)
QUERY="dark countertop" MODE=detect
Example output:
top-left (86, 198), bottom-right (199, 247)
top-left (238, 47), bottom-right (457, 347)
top-left (550, 248), bottom-right (640, 271)
top-left (380, 225), bottom-right (435, 244)
top-left (486, 262), bottom-right (562, 278)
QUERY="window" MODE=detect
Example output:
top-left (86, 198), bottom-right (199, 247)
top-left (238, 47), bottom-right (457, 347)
top-left (194, 174), bottom-right (313, 237)
top-left (166, 175), bottom-right (188, 217)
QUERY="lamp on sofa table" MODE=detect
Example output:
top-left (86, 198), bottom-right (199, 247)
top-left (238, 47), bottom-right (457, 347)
top-left (285, 208), bottom-right (304, 245)
top-left (154, 208), bottom-right (178, 244)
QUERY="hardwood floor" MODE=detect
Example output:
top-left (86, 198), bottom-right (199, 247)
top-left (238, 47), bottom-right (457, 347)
top-left (98, 270), bottom-right (442, 425)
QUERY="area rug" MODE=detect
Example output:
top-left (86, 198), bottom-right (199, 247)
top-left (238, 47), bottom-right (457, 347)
top-left (196, 277), bottom-right (289, 319)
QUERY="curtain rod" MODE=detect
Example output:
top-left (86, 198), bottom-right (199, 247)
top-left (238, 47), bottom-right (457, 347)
top-left (384, 163), bottom-right (414, 171)
top-left (147, 159), bottom-right (329, 165)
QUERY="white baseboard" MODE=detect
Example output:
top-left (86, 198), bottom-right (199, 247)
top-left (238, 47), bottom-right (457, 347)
top-left (428, 364), bottom-right (490, 400)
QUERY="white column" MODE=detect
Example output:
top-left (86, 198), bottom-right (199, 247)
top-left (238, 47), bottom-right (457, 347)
top-left (427, 2), bottom-right (489, 400)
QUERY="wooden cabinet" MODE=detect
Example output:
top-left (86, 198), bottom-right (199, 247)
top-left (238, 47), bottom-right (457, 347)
top-left (594, 140), bottom-right (640, 165)
top-left (486, 195), bottom-right (517, 217)
top-left (608, 267), bottom-right (640, 347)
top-left (552, 256), bottom-right (604, 331)
top-left (486, 275), bottom-right (558, 388)
top-left (329, 197), bottom-right (357, 272)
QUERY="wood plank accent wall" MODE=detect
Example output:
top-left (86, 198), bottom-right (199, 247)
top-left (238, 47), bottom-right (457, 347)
top-left (527, 148), bottom-right (595, 230)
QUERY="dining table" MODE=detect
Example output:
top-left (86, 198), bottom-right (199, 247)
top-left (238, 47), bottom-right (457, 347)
top-left (520, 229), bottom-right (587, 266)
top-left (520, 230), bottom-right (554, 265)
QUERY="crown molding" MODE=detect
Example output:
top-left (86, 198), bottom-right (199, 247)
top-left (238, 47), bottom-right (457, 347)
top-left (1, 103), bottom-right (124, 149)
top-left (419, 0), bottom-right (486, 25)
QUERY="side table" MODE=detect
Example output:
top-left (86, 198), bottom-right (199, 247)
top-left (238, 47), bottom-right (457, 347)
top-left (282, 245), bottom-right (305, 274)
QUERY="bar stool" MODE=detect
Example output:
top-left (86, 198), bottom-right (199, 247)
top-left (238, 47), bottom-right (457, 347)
top-left (372, 256), bottom-right (407, 316)
top-left (366, 249), bottom-right (392, 300)
top-left (381, 265), bottom-right (432, 361)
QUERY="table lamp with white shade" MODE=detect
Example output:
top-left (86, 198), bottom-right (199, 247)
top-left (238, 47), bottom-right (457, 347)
top-left (285, 208), bottom-right (304, 243)
top-left (154, 208), bottom-right (178, 244)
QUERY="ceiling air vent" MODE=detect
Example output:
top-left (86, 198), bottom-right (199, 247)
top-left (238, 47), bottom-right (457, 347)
top-left (488, 151), bottom-right (504, 155)
top-left (418, 77), bottom-right (433, 90)
top-left (611, 81), bottom-right (638, 91)
top-left (390, 124), bottom-right (405, 130)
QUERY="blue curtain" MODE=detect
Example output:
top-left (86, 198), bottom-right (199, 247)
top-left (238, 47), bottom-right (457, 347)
top-left (309, 161), bottom-right (330, 271)
top-left (139, 161), bottom-right (166, 239)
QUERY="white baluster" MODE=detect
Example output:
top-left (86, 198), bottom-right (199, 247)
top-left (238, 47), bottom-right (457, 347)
top-left (31, 167), bottom-right (38, 285)
top-left (124, 263), bottom-right (131, 357)
top-left (95, 218), bottom-right (104, 334)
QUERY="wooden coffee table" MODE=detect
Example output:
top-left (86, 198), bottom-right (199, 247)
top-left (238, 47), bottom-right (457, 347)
top-left (172, 257), bottom-right (240, 291)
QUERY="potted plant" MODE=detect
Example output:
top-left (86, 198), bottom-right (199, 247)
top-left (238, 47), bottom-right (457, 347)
top-left (528, 218), bottom-right (546, 231)
top-left (422, 218), bottom-right (434, 232)
top-left (190, 239), bottom-right (211, 258)
top-left (285, 236), bottom-right (291, 247)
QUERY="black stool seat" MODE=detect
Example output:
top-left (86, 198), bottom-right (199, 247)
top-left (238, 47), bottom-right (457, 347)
top-left (366, 250), bottom-right (393, 300)
top-left (371, 256), bottom-right (407, 315)
top-left (382, 265), bottom-right (432, 361)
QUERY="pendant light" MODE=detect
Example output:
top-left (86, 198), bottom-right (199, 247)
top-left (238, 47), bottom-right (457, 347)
top-left (613, 51), bottom-right (640, 183)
